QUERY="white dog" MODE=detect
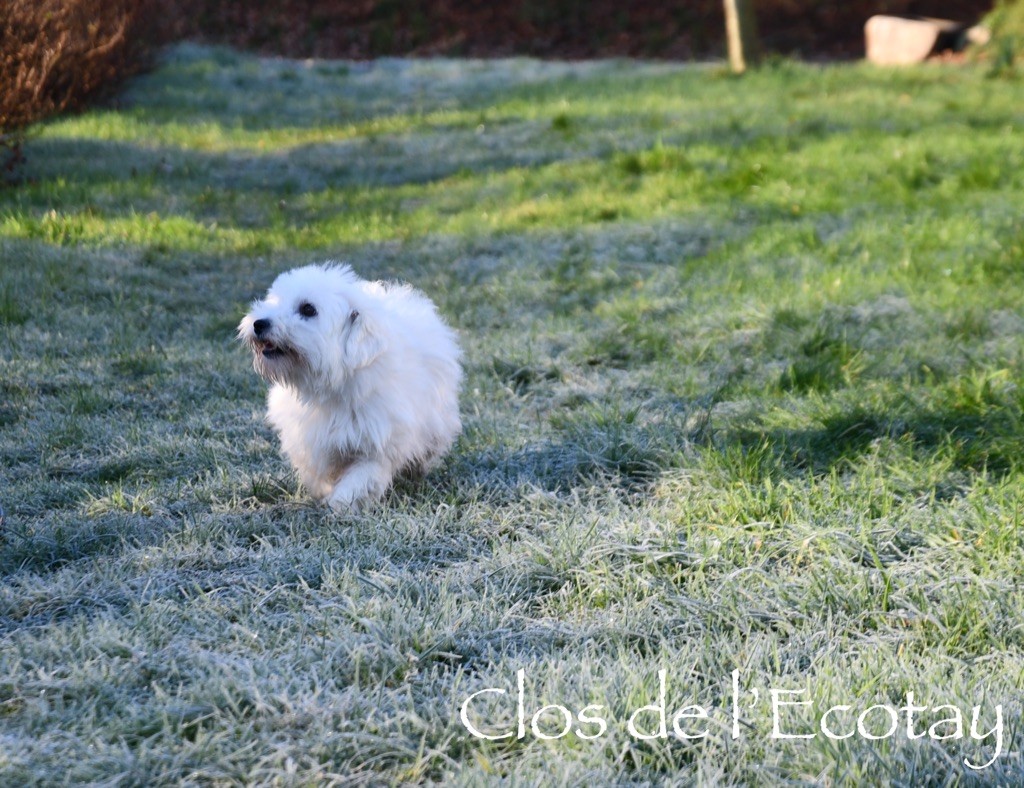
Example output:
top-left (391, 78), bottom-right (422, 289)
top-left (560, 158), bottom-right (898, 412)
top-left (238, 263), bottom-right (462, 512)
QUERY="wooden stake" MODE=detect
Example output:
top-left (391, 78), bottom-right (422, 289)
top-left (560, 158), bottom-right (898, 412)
top-left (723, 0), bottom-right (761, 73)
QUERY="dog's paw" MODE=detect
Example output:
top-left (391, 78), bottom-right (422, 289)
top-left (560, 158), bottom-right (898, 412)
top-left (326, 481), bottom-right (366, 514)
top-left (327, 460), bottom-right (392, 514)
top-left (326, 492), bottom-right (363, 515)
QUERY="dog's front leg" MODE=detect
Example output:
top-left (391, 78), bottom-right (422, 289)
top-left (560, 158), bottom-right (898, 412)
top-left (327, 459), bottom-right (393, 513)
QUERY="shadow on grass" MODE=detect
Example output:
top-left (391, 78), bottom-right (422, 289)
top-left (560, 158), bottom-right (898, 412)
top-left (731, 381), bottom-right (1024, 481)
top-left (5, 135), bottom-right (700, 257)
top-left (7, 120), bottom-right (846, 242)
top-left (411, 373), bottom-right (1024, 507)
top-left (16, 135), bottom-right (579, 196)
top-left (439, 401), bottom-right (711, 503)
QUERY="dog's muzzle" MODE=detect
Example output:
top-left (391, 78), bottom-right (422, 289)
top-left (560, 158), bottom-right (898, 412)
top-left (251, 318), bottom-right (284, 358)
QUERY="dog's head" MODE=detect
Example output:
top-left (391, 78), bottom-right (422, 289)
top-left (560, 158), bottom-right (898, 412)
top-left (238, 263), bottom-right (386, 390)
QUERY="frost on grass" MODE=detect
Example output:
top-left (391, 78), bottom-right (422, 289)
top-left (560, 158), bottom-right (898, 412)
top-left (2, 46), bottom-right (1024, 784)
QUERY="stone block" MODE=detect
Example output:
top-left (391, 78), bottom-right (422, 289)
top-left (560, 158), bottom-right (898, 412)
top-left (865, 15), bottom-right (968, 65)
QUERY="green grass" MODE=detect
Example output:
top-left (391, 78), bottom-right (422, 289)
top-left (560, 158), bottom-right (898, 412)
top-left (2, 42), bottom-right (1024, 783)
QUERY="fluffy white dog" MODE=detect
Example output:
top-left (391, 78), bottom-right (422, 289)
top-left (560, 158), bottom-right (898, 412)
top-left (238, 263), bottom-right (462, 512)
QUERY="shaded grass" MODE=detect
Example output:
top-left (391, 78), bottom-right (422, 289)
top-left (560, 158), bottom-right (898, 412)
top-left (1, 44), bottom-right (1024, 784)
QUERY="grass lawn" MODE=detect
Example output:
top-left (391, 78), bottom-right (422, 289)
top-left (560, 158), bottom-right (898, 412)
top-left (2, 43), bottom-right (1024, 784)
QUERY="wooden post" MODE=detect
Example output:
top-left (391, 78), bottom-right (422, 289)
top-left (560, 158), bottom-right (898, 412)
top-left (723, 0), bottom-right (761, 73)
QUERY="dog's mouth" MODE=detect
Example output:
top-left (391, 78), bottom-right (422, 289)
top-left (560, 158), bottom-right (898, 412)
top-left (259, 340), bottom-right (285, 358)
top-left (252, 339), bottom-right (288, 360)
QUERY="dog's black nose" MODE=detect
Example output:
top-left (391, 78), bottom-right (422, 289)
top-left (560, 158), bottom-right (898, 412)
top-left (253, 319), bottom-right (271, 338)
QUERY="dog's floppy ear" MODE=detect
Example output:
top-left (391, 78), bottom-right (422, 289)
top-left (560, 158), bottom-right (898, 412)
top-left (343, 308), bottom-right (386, 369)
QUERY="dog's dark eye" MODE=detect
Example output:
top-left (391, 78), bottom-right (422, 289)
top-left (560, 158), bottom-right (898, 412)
top-left (298, 302), bottom-right (317, 319)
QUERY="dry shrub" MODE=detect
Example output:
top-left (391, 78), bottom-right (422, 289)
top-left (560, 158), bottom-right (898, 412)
top-left (0, 0), bottom-right (159, 166)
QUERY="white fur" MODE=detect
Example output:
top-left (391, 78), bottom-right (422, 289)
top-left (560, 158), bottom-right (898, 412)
top-left (238, 263), bottom-right (461, 512)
